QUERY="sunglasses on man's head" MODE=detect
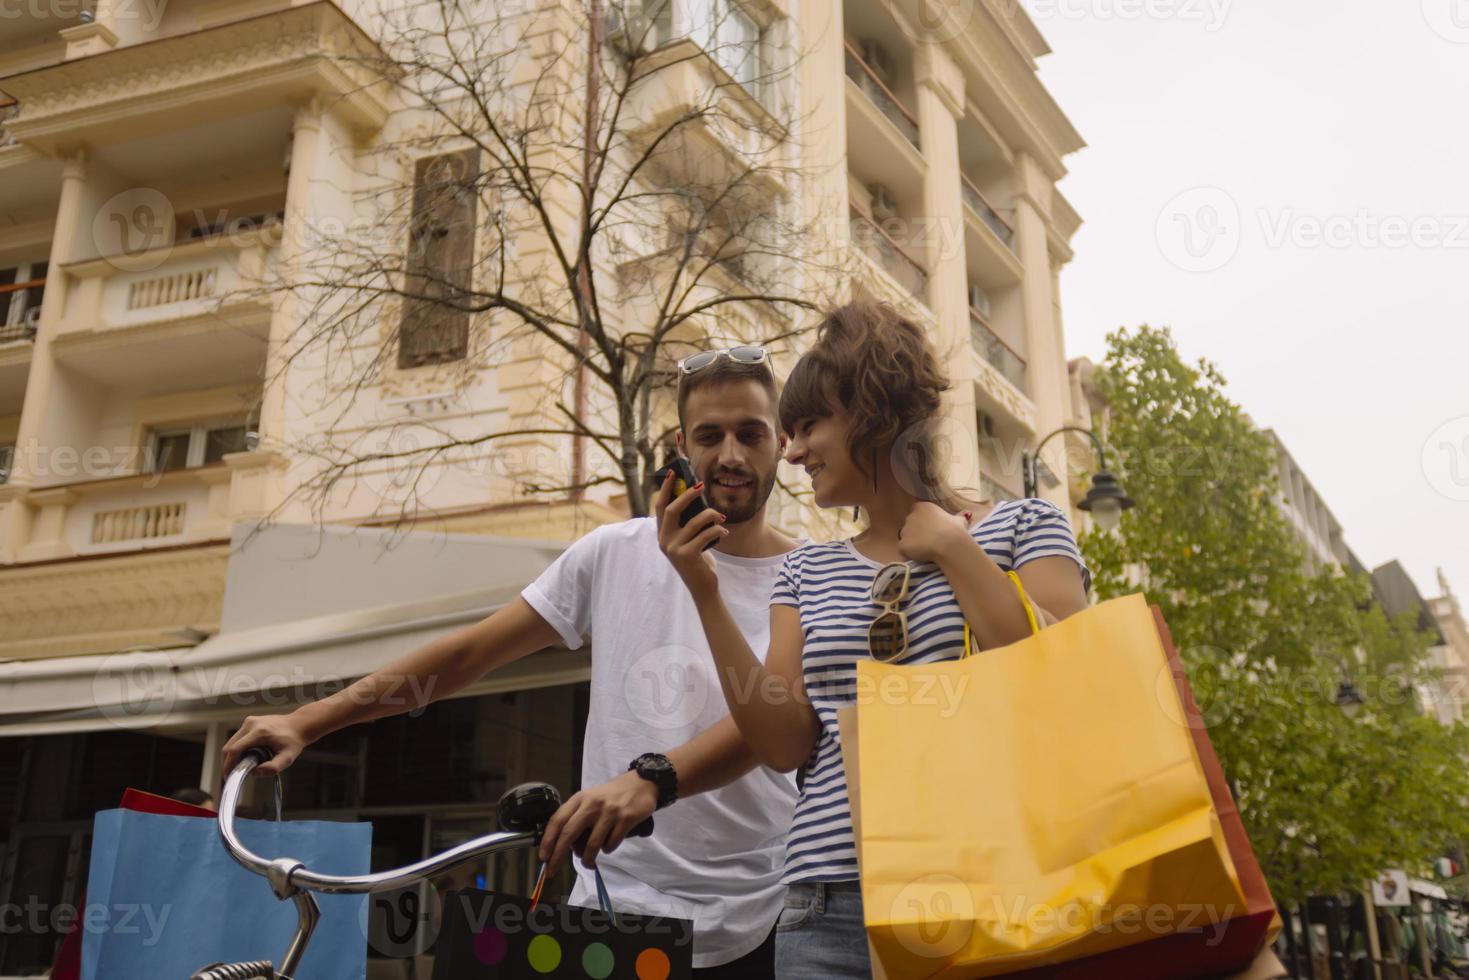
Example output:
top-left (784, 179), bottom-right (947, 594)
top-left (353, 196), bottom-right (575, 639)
top-left (868, 561), bottom-right (912, 663)
top-left (676, 346), bottom-right (769, 376)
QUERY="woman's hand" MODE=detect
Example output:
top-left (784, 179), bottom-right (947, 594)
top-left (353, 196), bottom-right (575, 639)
top-left (220, 712), bottom-right (312, 777)
top-left (897, 501), bottom-right (973, 564)
top-left (655, 469), bottom-right (727, 603)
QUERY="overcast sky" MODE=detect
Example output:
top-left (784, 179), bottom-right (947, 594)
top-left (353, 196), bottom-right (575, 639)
top-left (1024, 0), bottom-right (1469, 615)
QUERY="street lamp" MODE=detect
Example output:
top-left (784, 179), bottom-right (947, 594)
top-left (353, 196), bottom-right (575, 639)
top-left (1324, 653), bottom-right (1365, 719)
top-left (1334, 680), bottom-right (1364, 718)
top-left (1022, 427), bottom-right (1135, 531)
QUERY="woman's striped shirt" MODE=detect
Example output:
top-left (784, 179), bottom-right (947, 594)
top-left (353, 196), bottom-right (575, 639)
top-left (769, 497), bottom-right (1092, 884)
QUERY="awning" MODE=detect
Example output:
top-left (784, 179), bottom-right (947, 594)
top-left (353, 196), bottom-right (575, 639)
top-left (0, 521), bottom-right (584, 736)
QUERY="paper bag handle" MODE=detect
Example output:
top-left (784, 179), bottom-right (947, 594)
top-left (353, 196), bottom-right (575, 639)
top-left (961, 570), bottom-right (1039, 658)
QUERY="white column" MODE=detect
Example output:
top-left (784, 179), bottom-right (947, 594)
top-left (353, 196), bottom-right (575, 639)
top-left (1011, 153), bottom-right (1068, 505)
top-left (255, 101), bottom-right (326, 456)
top-left (10, 150), bottom-right (90, 491)
top-left (913, 41), bottom-right (981, 496)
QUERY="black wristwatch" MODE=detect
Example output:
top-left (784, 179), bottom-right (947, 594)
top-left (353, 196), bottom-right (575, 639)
top-left (628, 753), bottom-right (678, 810)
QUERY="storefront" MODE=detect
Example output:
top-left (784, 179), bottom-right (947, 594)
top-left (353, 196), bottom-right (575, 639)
top-left (0, 522), bottom-right (589, 977)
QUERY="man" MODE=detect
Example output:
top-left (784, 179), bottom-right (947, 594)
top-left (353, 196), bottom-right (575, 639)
top-left (221, 349), bottom-right (800, 977)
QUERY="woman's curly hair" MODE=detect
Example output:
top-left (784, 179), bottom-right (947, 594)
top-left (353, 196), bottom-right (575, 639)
top-left (779, 299), bottom-right (977, 512)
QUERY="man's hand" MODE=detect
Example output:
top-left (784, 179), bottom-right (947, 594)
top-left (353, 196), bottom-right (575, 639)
top-left (654, 469), bottom-right (726, 602)
top-left (220, 713), bottom-right (311, 777)
top-left (897, 501), bottom-right (973, 564)
top-left (538, 771), bottom-right (658, 871)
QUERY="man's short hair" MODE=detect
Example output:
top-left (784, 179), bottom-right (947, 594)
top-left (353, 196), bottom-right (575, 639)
top-left (675, 357), bottom-right (779, 432)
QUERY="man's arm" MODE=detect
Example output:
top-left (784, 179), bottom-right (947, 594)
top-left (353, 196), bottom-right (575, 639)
top-left (537, 714), bottom-right (763, 871)
top-left (220, 597), bottom-right (564, 776)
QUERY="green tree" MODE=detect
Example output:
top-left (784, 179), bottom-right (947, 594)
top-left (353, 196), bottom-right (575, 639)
top-left (1077, 325), bottom-right (1469, 905)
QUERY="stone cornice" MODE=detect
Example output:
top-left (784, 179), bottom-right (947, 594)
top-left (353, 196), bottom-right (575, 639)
top-left (0, 542), bottom-right (228, 661)
top-left (1, 2), bottom-right (392, 151)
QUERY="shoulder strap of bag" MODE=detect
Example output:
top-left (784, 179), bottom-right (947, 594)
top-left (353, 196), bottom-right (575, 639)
top-left (962, 570), bottom-right (1040, 658)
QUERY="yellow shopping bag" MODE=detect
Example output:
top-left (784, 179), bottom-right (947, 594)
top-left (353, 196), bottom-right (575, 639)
top-left (845, 591), bottom-right (1249, 979)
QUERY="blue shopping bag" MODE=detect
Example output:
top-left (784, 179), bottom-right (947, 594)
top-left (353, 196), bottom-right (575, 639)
top-left (80, 808), bottom-right (372, 980)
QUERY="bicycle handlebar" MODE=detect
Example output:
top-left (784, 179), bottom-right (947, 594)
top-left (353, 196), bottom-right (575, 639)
top-left (218, 747), bottom-right (653, 895)
top-left (204, 747), bottom-right (655, 979)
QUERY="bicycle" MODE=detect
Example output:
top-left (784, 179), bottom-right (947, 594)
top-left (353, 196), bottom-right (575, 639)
top-left (192, 747), bottom-right (653, 980)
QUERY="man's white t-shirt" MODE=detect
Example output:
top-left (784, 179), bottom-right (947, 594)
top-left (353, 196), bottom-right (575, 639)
top-left (521, 517), bottom-right (798, 968)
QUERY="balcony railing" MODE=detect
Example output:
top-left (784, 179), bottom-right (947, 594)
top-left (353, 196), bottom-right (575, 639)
top-left (844, 41), bottom-right (920, 149)
top-left (851, 208), bottom-right (928, 302)
top-left (0, 275), bottom-right (45, 343)
top-left (971, 307), bottom-right (1027, 394)
top-left (961, 173), bottom-right (1015, 250)
top-left (92, 501), bottom-right (187, 544)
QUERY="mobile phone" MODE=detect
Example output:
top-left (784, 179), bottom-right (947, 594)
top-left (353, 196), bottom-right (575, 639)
top-left (654, 454), bottom-right (716, 549)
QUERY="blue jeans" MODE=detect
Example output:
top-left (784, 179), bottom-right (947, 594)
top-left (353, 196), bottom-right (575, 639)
top-left (774, 880), bottom-right (872, 979)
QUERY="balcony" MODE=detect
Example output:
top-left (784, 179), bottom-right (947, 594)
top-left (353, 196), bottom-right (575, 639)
top-left (961, 173), bottom-right (1015, 251)
top-left (850, 208), bottom-right (928, 304)
top-left (971, 307), bottom-right (1027, 395)
top-left (619, 37), bottom-right (788, 202)
top-left (14, 451), bottom-right (284, 562)
top-left (49, 224), bottom-right (276, 392)
top-left (844, 41), bottom-right (920, 149)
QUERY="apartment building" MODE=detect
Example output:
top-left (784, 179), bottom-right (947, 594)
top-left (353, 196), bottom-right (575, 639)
top-left (1427, 569), bottom-right (1469, 725)
top-left (0, 1), bottom-right (1086, 973)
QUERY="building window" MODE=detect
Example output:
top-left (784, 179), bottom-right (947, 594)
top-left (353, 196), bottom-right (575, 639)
top-left (613, 0), bottom-right (674, 46)
top-left (687, 0), bottom-right (762, 93)
top-left (146, 423), bottom-right (251, 473)
top-left (0, 260), bottom-right (47, 341)
top-left (399, 148), bottom-right (479, 369)
top-left (0, 444), bottom-right (12, 484)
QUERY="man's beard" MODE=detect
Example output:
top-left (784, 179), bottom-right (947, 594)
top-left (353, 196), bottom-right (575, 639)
top-left (702, 465), bottom-right (777, 525)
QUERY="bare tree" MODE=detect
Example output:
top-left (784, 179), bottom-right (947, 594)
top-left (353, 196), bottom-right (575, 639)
top-left (245, 0), bottom-right (851, 535)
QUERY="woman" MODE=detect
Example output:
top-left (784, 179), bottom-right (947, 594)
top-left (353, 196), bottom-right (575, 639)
top-left (656, 300), bottom-right (1092, 977)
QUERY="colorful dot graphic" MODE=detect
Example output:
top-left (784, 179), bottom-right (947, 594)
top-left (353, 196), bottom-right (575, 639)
top-left (582, 941), bottom-right (615, 979)
top-left (527, 934), bottom-right (563, 974)
top-left (472, 926), bottom-right (507, 966)
top-left (635, 947), bottom-right (671, 980)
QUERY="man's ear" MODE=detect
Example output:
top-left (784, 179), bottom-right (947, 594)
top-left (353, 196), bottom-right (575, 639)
top-left (675, 430), bottom-right (686, 457)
